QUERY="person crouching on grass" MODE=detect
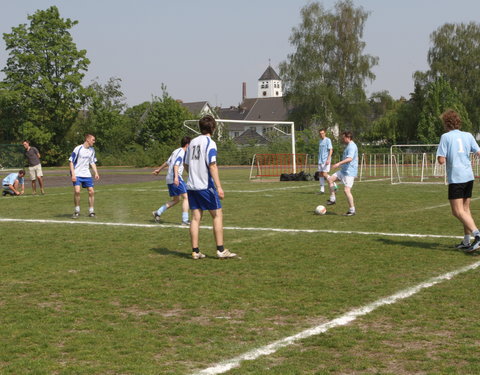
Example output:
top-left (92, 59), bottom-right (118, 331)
top-left (436, 109), bottom-right (480, 253)
top-left (152, 136), bottom-right (191, 225)
top-left (184, 115), bottom-right (237, 260)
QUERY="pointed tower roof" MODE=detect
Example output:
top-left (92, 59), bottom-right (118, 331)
top-left (259, 65), bottom-right (281, 81)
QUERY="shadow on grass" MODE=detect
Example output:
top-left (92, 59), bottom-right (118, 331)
top-left (151, 247), bottom-right (194, 259)
top-left (376, 238), bottom-right (480, 256)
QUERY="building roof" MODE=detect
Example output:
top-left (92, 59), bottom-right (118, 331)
top-left (233, 128), bottom-right (269, 145)
top-left (181, 101), bottom-right (209, 115)
top-left (259, 66), bottom-right (281, 81)
top-left (244, 97), bottom-right (290, 122)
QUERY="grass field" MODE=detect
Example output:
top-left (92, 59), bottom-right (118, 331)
top-left (1, 168), bottom-right (480, 374)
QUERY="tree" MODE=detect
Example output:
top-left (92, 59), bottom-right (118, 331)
top-left (279, 0), bottom-right (378, 130)
top-left (2, 6), bottom-right (90, 164)
top-left (417, 78), bottom-right (472, 144)
top-left (136, 86), bottom-right (192, 148)
top-left (69, 77), bottom-right (132, 153)
top-left (414, 22), bottom-right (480, 132)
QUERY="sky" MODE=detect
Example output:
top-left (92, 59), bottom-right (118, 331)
top-left (1, 0), bottom-right (480, 108)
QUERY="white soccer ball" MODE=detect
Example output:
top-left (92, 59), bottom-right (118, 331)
top-left (315, 205), bottom-right (327, 215)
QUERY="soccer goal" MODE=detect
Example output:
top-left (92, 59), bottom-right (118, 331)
top-left (183, 118), bottom-right (297, 177)
top-left (0, 144), bottom-right (24, 172)
top-left (390, 144), bottom-right (447, 184)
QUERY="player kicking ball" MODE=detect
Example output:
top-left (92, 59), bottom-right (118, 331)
top-left (326, 131), bottom-right (358, 216)
top-left (436, 109), bottom-right (480, 253)
top-left (152, 136), bottom-right (191, 225)
top-left (184, 115), bottom-right (237, 260)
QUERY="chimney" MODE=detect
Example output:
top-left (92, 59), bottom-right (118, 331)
top-left (242, 82), bottom-right (246, 102)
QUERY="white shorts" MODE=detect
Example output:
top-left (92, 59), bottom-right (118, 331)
top-left (29, 164), bottom-right (43, 180)
top-left (332, 171), bottom-right (355, 188)
top-left (317, 162), bottom-right (331, 173)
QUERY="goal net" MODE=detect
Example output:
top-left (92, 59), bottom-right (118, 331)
top-left (0, 144), bottom-right (24, 172)
top-left (183, 118), bottom-right (298, 178)
top-left (390, 144), bottom-right (447, 184)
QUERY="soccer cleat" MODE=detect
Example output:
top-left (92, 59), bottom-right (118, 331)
top-left (345, 210), bottom-right (356, 216)
top-left (181, 220), bottom-right (191, 226)
top-left (466, 236), bottom-right (480, 253)
top-left (217, 249), bottom-right (237, 259)
top-left (72, 212), bottom-right (80, 219)
top-left (326, 199), bottom-right (336, 205)
top-left (192, 251), bottom-right (206, 260)
top-left (152, 211), bottom-right (161, 223)
top-left (455, 242), bottom-right (471, 250)
top-left (88, 212), bottom-right (96, 218)
top-left (2, 191), bottom-right (7, 196)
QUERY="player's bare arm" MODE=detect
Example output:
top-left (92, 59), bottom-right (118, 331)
top-left (333, 157), bottom-right (353, 169)
top-left (69, 161), bottom-right (76, 182)
top-left (209, 162), bottom-right (224, 199)
top-left (173, 165), bottom-right (179, 186)
top-left (152, 161), bottom-right (168, 175)
top-left (437, 156), bottom-right (446, 165)
top-left (91, 163), bottom-right (100, 180)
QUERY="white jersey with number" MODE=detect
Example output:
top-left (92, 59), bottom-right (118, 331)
top-left (69, 145), bottom-right (97, 178)
top-left (185, 135), bottom-right (217, 191)
top-left (165, 147), bottom-right (186, 185)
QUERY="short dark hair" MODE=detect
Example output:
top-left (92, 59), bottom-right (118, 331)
top-left (85, 133), bottom-right (95, 140)
top-left (22, 140), bottom-right (30, 145)
top-left (199, 115), bottom-right (216, 135)
top-left (342, 131), bottom-right (353, 140)
top-left (441, 109), bottom-right (461, 130)
top-left (18, 169), bottom-right (25, 175)
top-left (181, 136), bottom-right (191, 147)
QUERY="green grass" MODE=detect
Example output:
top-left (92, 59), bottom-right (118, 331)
top-left (1, 168), bottom-right (480, 374)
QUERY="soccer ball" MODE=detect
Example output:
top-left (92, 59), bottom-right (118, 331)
top-left (315, 205), bottom-right (326, 215)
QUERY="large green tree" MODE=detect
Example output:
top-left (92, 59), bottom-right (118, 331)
top-left (2, 6), bottom-right (90, 164)
top-left (417, 78), bottom-right (472, 144)
top-left (279, 0), bottom-right (378, 130)
top-left (136, 86), bottom-right (192, 148)
top-left (415, 22), bottom-right (480, 133)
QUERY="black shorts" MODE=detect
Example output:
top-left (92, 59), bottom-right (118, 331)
top-left (448, 180), bottom-right (474, 200)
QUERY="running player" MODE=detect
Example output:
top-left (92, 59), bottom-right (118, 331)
top-left (152, 136), bottom-right (191, 225)
top-left (436, 109), bottom-right (480, 252)
top-left (317, 128), bottom-right (335, 193)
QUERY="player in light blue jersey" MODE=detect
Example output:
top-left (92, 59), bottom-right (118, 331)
top-left (184, 115), bottom-right (237, 259)
top-left (152, 136), bottom-right (191, 225)
top-left (436, 110), bottom-right (480, 252)
top-left (326, 131), bottom-right (358, 216)
top-left (317, 128), bottom-right (336, 193)
top-left (69, 134), bottom-right (100, 219)
top-left (2, 170), bottom-right (25, 196)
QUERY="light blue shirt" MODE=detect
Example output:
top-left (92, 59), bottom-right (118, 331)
top-left (2, 173), bottom-right (24, 186)
top-left (341, 141), bottom-right (358, 177)
top-left (318, 137), bottom-right (333, 164)
top-left (436, 129), bottom-right (480, 184)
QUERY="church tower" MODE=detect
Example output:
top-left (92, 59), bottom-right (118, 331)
top-left (257, 64), bottom-right (283, 98)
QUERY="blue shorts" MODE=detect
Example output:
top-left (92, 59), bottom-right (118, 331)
top-left (187, 188), bottom-right (222, 211)
top-left (73, 177), bottom-right (94, 188)
top-left (168, 180), bottom-right (187, 196)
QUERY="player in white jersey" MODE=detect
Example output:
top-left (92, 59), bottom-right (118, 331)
top-left (184, 115), bottom-right (237, 259)
top-left (436, 109), bottom-right (480, 252)
top-left (69, 134), bottom-right (100, 219)
top-left (152, 136), bottom-right (191, 225)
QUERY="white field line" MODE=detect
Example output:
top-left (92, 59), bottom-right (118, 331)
top-left (418, 197), bottom-right (480, 212)
top-left (0, 218), bottom-right (463, 240)
top-left (192, 260), bottom-right (480, 375)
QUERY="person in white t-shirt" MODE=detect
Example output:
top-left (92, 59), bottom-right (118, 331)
top-left (152, 136), bottom-right (191, 225)
top-left (184, 115), bottom-right (237, 260)
top-left (69, 134), bottom-right (100, 219)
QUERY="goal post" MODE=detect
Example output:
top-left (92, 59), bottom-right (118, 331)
top-left (183, 118), bottom-right (297, 173)
top-left (390, 144), bottom-right (447, 184)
